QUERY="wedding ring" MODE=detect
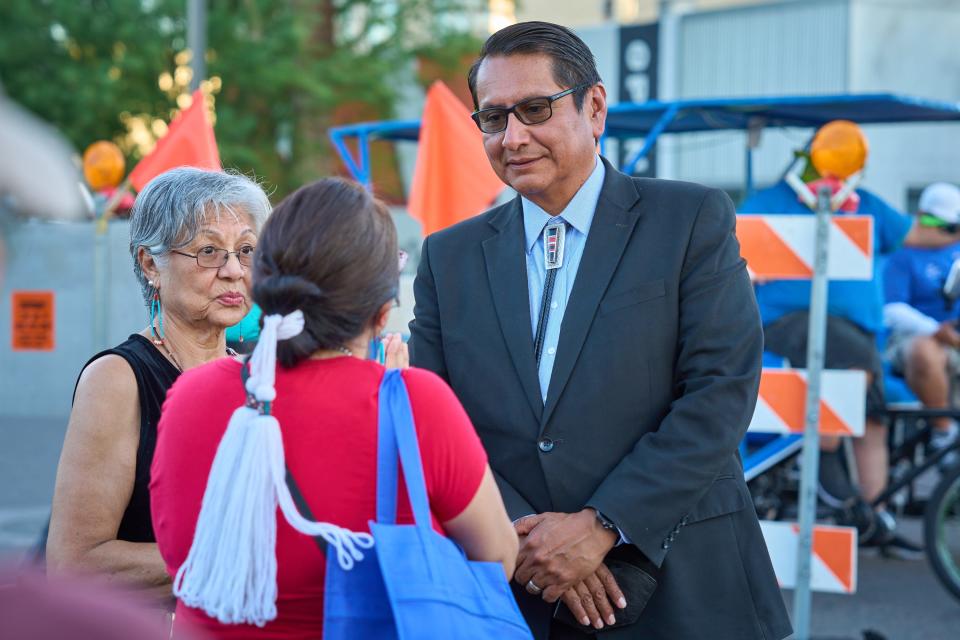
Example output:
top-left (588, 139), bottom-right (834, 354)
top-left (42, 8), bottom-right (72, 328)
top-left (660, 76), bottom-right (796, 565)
top-left (526, 579), bottom-right (543, 595)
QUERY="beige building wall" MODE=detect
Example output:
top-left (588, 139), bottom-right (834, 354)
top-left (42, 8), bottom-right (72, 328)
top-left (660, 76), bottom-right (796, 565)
top-left (496, 0), bottom-right (771, 29)
top-left (508, 0), bottom-right (645, 26)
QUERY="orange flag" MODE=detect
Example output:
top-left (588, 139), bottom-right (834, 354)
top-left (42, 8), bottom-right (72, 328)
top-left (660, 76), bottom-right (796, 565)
top-left (129, 89), bottom-right (221, 191)
top-left (407, 81), bottom-right (504, 236)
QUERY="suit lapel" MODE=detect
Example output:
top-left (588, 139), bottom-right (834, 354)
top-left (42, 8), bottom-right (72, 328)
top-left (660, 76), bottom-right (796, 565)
top-left (482, 198), bottom-right (544, 422)
top-left (541, 161), bottom-right (643, 429)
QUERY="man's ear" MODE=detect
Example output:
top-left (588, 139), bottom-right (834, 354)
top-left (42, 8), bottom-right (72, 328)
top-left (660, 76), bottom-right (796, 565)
top-left (587, 83), bottom-right (608, 141)
top-left (138, 247), bottom-right (161, 285)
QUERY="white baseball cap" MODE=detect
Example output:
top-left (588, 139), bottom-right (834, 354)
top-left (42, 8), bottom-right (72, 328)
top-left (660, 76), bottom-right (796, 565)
top-left (919, 182), bottom-right (960, 225)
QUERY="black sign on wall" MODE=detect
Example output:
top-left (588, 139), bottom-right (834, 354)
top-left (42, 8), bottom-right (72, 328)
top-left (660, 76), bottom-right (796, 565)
top-left (618, 23), bottom-right (658, 177)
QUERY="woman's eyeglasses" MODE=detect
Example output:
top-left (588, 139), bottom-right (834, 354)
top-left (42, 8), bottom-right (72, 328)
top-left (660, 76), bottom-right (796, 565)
top-left (171, 245), bottom-right (256, 269)
top-left (171, 247), bottom-right (403, 272)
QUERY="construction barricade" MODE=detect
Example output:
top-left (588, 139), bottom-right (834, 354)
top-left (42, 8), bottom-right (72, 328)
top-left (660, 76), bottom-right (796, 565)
top-left (738, 213), bottom-right (871, 598)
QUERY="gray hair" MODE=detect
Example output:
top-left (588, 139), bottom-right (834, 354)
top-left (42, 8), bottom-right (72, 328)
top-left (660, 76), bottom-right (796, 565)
top-left (129, 167), bottom-right (271, 305)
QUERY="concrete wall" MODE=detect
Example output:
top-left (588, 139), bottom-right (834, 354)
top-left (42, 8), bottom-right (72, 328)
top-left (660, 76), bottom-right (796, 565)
top-left (0, 216), bottom-right (421, 420)
top-left (1, 220), bottom-right (145, 419)
top-left (672, 0), bottom-right (850, 191)
top-left (848, 0), bottom-right (960, 207)
top-left (579, 23), bottom-right (624, 104)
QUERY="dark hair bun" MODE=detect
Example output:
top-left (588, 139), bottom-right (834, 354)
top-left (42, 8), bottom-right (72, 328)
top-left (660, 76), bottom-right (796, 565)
top-left (253, 273), bottom-right (324, 317)
top-left (253, 177), bottom-right (398, 368)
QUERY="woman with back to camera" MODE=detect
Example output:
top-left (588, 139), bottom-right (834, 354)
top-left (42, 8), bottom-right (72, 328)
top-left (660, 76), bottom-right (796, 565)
top-left (46, 168), bottom-right (271, 603)
top-left (150, 177), bottom-right (518, 638)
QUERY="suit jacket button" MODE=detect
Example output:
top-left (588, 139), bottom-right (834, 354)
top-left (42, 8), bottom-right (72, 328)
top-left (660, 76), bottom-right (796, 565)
top-left (662, 540), bottom-right (670, 550)
top-left (538, 438), bottom-right (554, 452)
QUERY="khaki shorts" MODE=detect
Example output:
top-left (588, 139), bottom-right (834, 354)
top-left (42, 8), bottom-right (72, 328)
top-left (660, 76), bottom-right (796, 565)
top-left (885, 332), bottom-right (960, 382)
top-left (763, 311), bottom-right (886, 419)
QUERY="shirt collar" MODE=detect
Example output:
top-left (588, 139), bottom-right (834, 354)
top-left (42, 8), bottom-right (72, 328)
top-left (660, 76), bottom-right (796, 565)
top-left (522, 156), bottom-right (605, 254)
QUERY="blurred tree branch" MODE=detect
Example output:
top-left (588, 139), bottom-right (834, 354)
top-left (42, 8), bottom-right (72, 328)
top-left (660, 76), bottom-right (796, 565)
top-left (0, 0), bottom-right (478, 199)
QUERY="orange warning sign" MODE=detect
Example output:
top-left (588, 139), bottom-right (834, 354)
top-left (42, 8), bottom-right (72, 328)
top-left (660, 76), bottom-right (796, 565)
top-left (760, 521), bottom-right (858, 594)
top-left (749, 369), bottom-right (867, 437)
top-left (12, 291), bottom-right (55, 351)
top-left (736, 215), bottom-right (873, 280)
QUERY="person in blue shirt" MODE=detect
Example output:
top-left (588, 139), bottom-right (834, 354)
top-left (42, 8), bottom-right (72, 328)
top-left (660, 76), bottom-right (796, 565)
top-left (225, 303), bottom-right (261, 353)
top-left (740, 176), bottom-right (920, 552)
top-left (883, 182), bottom-right (960, 465)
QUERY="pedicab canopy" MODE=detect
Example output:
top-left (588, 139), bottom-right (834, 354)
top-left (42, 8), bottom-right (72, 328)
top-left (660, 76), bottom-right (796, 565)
top-left (330, 92), bottom-right (960, 193)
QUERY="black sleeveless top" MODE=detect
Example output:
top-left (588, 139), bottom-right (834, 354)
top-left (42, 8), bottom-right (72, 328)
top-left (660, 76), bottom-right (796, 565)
top-left (78, 334), bottom-right (180, 543)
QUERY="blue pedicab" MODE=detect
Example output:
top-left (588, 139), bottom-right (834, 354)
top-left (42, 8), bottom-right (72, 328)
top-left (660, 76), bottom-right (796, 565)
top-left (330, 93), bottom-right (960, 601)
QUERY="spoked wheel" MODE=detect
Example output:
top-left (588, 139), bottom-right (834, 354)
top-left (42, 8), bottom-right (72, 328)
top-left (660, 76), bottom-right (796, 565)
top-left (925, 462), bottom-right (960, 603)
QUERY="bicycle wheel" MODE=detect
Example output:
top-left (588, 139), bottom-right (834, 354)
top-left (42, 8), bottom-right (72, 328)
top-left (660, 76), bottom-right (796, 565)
top-left (924, 463), bottom-right (960, 602)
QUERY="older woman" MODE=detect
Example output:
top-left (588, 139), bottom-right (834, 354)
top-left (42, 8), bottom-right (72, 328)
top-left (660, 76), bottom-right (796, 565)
top-left (46, 168), bottom-right (271, 603)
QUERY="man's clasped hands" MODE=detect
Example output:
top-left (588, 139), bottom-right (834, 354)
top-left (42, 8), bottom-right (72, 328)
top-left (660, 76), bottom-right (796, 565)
top-left (513, 509), bottom-right (627, 630)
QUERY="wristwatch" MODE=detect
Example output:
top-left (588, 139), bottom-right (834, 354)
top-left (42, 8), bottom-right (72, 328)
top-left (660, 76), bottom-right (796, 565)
top-left (594, 509), bottom-right (618, 533)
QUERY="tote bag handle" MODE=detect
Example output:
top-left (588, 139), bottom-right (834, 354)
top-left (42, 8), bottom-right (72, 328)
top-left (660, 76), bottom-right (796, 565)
top-left (375, 369), bottom-right (432, 531)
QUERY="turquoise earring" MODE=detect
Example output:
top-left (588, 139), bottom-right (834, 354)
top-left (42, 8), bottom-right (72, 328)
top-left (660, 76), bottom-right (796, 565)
top-left (148, 281), bottom-right (164, 346)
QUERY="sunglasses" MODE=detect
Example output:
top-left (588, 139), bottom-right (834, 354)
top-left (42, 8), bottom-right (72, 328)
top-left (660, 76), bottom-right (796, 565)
top-left (471, 85), bottom-right (590, 134)
top-left (920, 214), bottom-right (958, 234)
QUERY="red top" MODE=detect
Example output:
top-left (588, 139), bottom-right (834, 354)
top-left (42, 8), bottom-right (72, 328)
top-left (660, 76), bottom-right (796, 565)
top-left (150, 357), bottom-right (488, 639)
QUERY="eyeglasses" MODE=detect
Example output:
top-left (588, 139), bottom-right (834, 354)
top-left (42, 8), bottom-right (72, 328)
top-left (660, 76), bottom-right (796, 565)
top-left (171, 245), bottom-right (255, 269)
top-left (471, 85), bottom-right (589, 134)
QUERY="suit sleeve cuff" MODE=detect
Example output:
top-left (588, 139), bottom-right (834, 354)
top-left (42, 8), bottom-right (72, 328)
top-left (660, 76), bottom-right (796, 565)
top-left (589, 506), bottom-right (630, 546)
top-left (615, 526), bottom-right (631, 546)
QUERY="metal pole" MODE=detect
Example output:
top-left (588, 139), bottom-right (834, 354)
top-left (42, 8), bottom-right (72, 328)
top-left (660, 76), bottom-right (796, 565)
top-left (744, 119), bottom-right (763, 201)
top-left (92, 226), bottom-right (109, 351)
top-left (91, 190), bottom-right (113, 352)
top-left (792, 185), bottom-right (833, 639)
top-left (187, 0), bottom-right (207, 92)
top-left (602, 0), bottom-right (614, 21)
top-left (657, 0), bottom-right (692, 180)
top-left (656, 0), bottom-right (678, 180)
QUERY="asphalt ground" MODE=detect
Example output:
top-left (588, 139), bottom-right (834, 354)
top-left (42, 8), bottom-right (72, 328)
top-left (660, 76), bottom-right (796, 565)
top-left (2, 414), bottom-right (958, 638)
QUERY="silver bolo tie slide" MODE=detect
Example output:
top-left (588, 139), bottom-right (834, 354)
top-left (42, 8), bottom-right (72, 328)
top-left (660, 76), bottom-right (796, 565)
top-left (544, 221), bottom-right (566, 270)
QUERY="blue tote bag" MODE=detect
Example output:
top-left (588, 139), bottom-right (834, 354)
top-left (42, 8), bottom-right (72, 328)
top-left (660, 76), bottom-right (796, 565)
top-left (323, 369), bottom-right (533, 640)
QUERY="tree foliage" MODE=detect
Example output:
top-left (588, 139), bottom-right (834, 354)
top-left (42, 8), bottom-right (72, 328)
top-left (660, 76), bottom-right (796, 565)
top-left (0, 0), bottom-right (477, 199)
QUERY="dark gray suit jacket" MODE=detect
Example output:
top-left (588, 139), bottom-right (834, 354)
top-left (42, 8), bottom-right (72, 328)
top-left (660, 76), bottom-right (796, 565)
top-left (409, 158), bottom-right (791, 640)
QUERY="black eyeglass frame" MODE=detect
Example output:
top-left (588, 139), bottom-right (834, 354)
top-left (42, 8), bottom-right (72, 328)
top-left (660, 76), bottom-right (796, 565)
top-left (171, 246), bottom-right (255, 269)
top-left (470, 84), bottom-right (591, 134)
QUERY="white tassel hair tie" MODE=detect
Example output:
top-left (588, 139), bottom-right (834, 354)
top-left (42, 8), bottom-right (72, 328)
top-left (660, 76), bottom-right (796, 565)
top-left (173, 310), bottom-right (374, 627)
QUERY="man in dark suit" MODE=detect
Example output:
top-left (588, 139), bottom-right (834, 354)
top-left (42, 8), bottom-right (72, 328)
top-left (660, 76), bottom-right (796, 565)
top-left (408, 21), bottom-right (791, 640)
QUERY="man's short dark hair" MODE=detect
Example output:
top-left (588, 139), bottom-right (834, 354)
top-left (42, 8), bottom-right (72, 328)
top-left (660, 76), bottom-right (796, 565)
top-left (467, 21), bottom-right (601, 111)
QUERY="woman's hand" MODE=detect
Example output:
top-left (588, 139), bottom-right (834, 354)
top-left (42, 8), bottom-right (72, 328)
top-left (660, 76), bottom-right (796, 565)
top-left (383, 333), bottom-right (409, 369)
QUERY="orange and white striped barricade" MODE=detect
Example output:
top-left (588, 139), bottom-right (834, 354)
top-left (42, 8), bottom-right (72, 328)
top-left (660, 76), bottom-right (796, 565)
top-left (749, 369), bottom-right (866, 437)
top-left (737, 215), bottom-right (873, 280)
top-left (760, 521), bottom-right (858, 594)
top-left (738, 200), bottom-right (874, 632)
